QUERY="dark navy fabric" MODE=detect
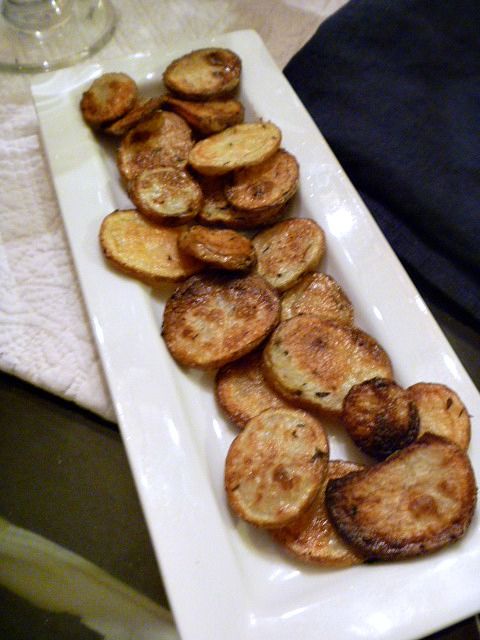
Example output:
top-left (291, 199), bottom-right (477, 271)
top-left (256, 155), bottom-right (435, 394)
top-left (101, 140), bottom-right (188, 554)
top-left (284, 0), bottom-right (480, 326)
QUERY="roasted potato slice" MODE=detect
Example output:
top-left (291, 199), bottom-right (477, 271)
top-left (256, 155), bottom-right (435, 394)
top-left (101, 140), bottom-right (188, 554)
top-left (407, 382), bottom-right (471, 450)
top-left (129, 167), bottom-right (202, 226)
top-left (103, 96), bottom-right (164, 136)
top-left (326, 434), bottom-right (477, 560)
top-left (162, 96), bottom-right (244, 136)
top-left (178, 225), bottom-right (255, 271)
top-left (99, 210), bottom-right (202, 285)
top-left (215, 350), bottom-right (293, 429)
top-left (188, 122), bottom-right (281, 176)
top-left (163, 48), bottom-right (241, 100)
top-left (253, 218), bottom-right (326, 291)
top-left (342, 378), bottom-right (419, 460)
top-left (272, 461), bottom-right (365, 566)
top-left (80, 72), bottom-right (138, 127)
top-left (225, 408), bottom-right (329, 528)
top-left (162, 273), bottom-right (280, 369)
top-left (281, 272), bottom-right (354, 324)
top-left (118, 111), bottom-right (193, 183)
top-left (225, 149), bottom-right (299, 212)
top-left (263, 316), bottom-right (393, 415)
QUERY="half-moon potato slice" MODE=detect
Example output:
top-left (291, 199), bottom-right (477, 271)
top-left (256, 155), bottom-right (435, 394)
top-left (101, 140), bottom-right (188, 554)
top-left (162, 96), bottom-right (244, 136)
top-left (103, 96), bottom-right (164, 136)
top-left (225, 408), bottom-right (329, 528)
top-left (80, 72), bottom-right (138, 127)
top-left (178, 225), bottom-right (255, 271)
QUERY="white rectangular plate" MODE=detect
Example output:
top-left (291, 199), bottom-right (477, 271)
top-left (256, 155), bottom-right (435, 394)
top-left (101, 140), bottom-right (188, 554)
top-left (32, 30), bottom-right (480, 640)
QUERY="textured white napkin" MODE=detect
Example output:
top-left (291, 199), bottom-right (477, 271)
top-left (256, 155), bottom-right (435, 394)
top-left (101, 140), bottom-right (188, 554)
top-left (0, 0), bottom-right (345, 422)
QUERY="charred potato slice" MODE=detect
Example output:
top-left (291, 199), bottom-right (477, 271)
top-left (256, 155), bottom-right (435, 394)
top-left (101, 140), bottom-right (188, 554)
top-left (162, 96), bottom-right (244, 136)
top-left (80, 72), bottom-right (138, 127)
top-left (281, 272), bottom-right (354, 324)
top-left (99, 210), bottom-right (202, 285)
top-left (189, 122), bottom-right (281, 176)
top-left (103, 97), bottom-right (164, 136)
top-left (162, 273), bottom-right (280, 369)
top-left (118, 111), bottom-right (193, 183)
top-left (225, 149), bottom-right (299, 212)
top-left (178, 225), bottom-right (255, 271)
top-left (326, 433), bottom-right (477, 560)
top-left (253, 218), bottom-right (326, 291)
top-left (263, 316), bottom-right (393, 415)
top-left (215, 350), bottom-right (293, 429)
top-left (163, 47), bottom-right (241, 100)
top-left (130, 167), bottom-right (202, 226)
top-left (407, 383), bottom-right (471, 450)
top-left (272, 461), bottom-right (365, 566)
top-left (342, 378), bottom-right (419, 460)
top-left (225, 408), bottom-right (329, 528)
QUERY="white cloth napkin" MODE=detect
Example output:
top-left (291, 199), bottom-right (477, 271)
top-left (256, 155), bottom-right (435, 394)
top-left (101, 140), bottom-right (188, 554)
top-left (0, 0), bottom-right (346, 422)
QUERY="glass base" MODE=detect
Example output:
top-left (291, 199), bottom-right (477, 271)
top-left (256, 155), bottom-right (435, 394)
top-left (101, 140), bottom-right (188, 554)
top-left (0, 0), bottom-right (116, 73)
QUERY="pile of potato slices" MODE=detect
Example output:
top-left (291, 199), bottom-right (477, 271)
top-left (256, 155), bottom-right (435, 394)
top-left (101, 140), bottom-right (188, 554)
top-left (82, 46), bottom-right (477, 568)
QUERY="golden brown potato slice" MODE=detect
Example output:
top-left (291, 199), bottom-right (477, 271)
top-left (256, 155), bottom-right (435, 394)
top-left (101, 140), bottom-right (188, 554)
top-left (281, 273), bottom-right (354, 324)
top-left (225, 408), bottom-right (329, 528)
top-left (99, 210), bottom-right (202, 285)
top-left (225, 149), bottom-right (299, 212)
top-left (178, 225), bottom-right (255, 271)
top-left (162, 273), bottom-right (280, 369)
top-left (118, 111), bottom-right (193, 183)
top-left (80, 72), bottom-right (138, 127)
top-left (215, 350), bottom-right (293, 429)
top-left (162, 96), bottom-right (244, 136)
top-left (326, 433), bottom-right (477, 560)
top-left (103, 96), bottom-right (164, 136)
top-left (253, 219), bottom-right (326, 291)
top-left (129, 167), bottom-right (202, 226)
top-left (263, 316), bottom-right (393, 415)
top-left (188, 122), bottom-right (281, 176)
top-left (163, 48), bottom-right (241, 100)
top-left (342, 378), bottom-right (419, 460)
top-left (407, 382), bottom-right (471, 450)
top-left (272, 461), bottom-right (365, 566)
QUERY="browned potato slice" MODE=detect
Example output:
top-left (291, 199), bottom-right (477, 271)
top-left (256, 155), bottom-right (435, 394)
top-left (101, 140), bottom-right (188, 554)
top-left (215, 350), bottom-right (293, 429)
top-left (253, 219), bottom-right (326, 291)
top-left (225, 408), bottom-right (329, 528)
top-left (99, 210), bottom-right (202, 285)
top-left (188, 122), bottom-right (281, 176)
top-left (162, 96), bottom-right (244, 136)
top-left (178, 225), bottom-right (255, 271)
top-left (80, 72), bottom-right (137, 127)
top-left (342, 378), bottom-right (419, 460)
top-left (263, 316), bottom-right (393, 415)
top-left (281, 273), bottom-right (354, 324)
top-left (162, 273), bottom-right (280, 369)
top-left (272, 461), bottom-right (365, 566)
top-left (103, 97), bottom-right (164, 136)
top-left (326, 434), bottom-right (477, 560)
top-left (225, 149), bottom-right (299, 212)
top-left (163, 48), bottom-right (241, 100)
top-left (118, 111), bottom-right (193, 183)
top-left (407, 382), bottom-right (471, 450)
top-left (129, 167), bottom-right (202, 226)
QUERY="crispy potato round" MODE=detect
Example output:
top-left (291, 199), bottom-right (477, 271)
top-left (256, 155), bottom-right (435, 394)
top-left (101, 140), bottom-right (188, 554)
top-left (189, 122), bottom-right (281, 176)
top-left (272, 461), bottom-right (365, 566)
top-left (129, 167), bottom-right (202, 226)
top-left (253, 218), bottom-right (326, 291)
top-left (225, 408), bottom-right (329, 528)
top-left (162, 96), bottom-right (244, 136)
top-left (407, 382), bottom-right (471, 450)
top-left (263, 316), bottom-right (393, 415)
top-left (162, 273), bottom-right (280, 369)
top-left (342, 378), bottom-right (419, 460)
top-left (103, 96), bottom-right (164, 136)
top-left (215, 350), bottom-right (293, 429)
top-left (163, 48), bottom-right (241, 100)
top-left (326, 433), bottom-right (477, 560)
top-left (225, 149), bottom-right (299, 212)
top-left (99, 210), bottom-right (202, 285)
top-left (118, 111), bottom-right (193, 183)
top-left (178, 225), bottom-right (255, 271)
top-left (281, 273), bottom-right (354, 324)
top-left (80, 72), bottom-right (138, 127)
